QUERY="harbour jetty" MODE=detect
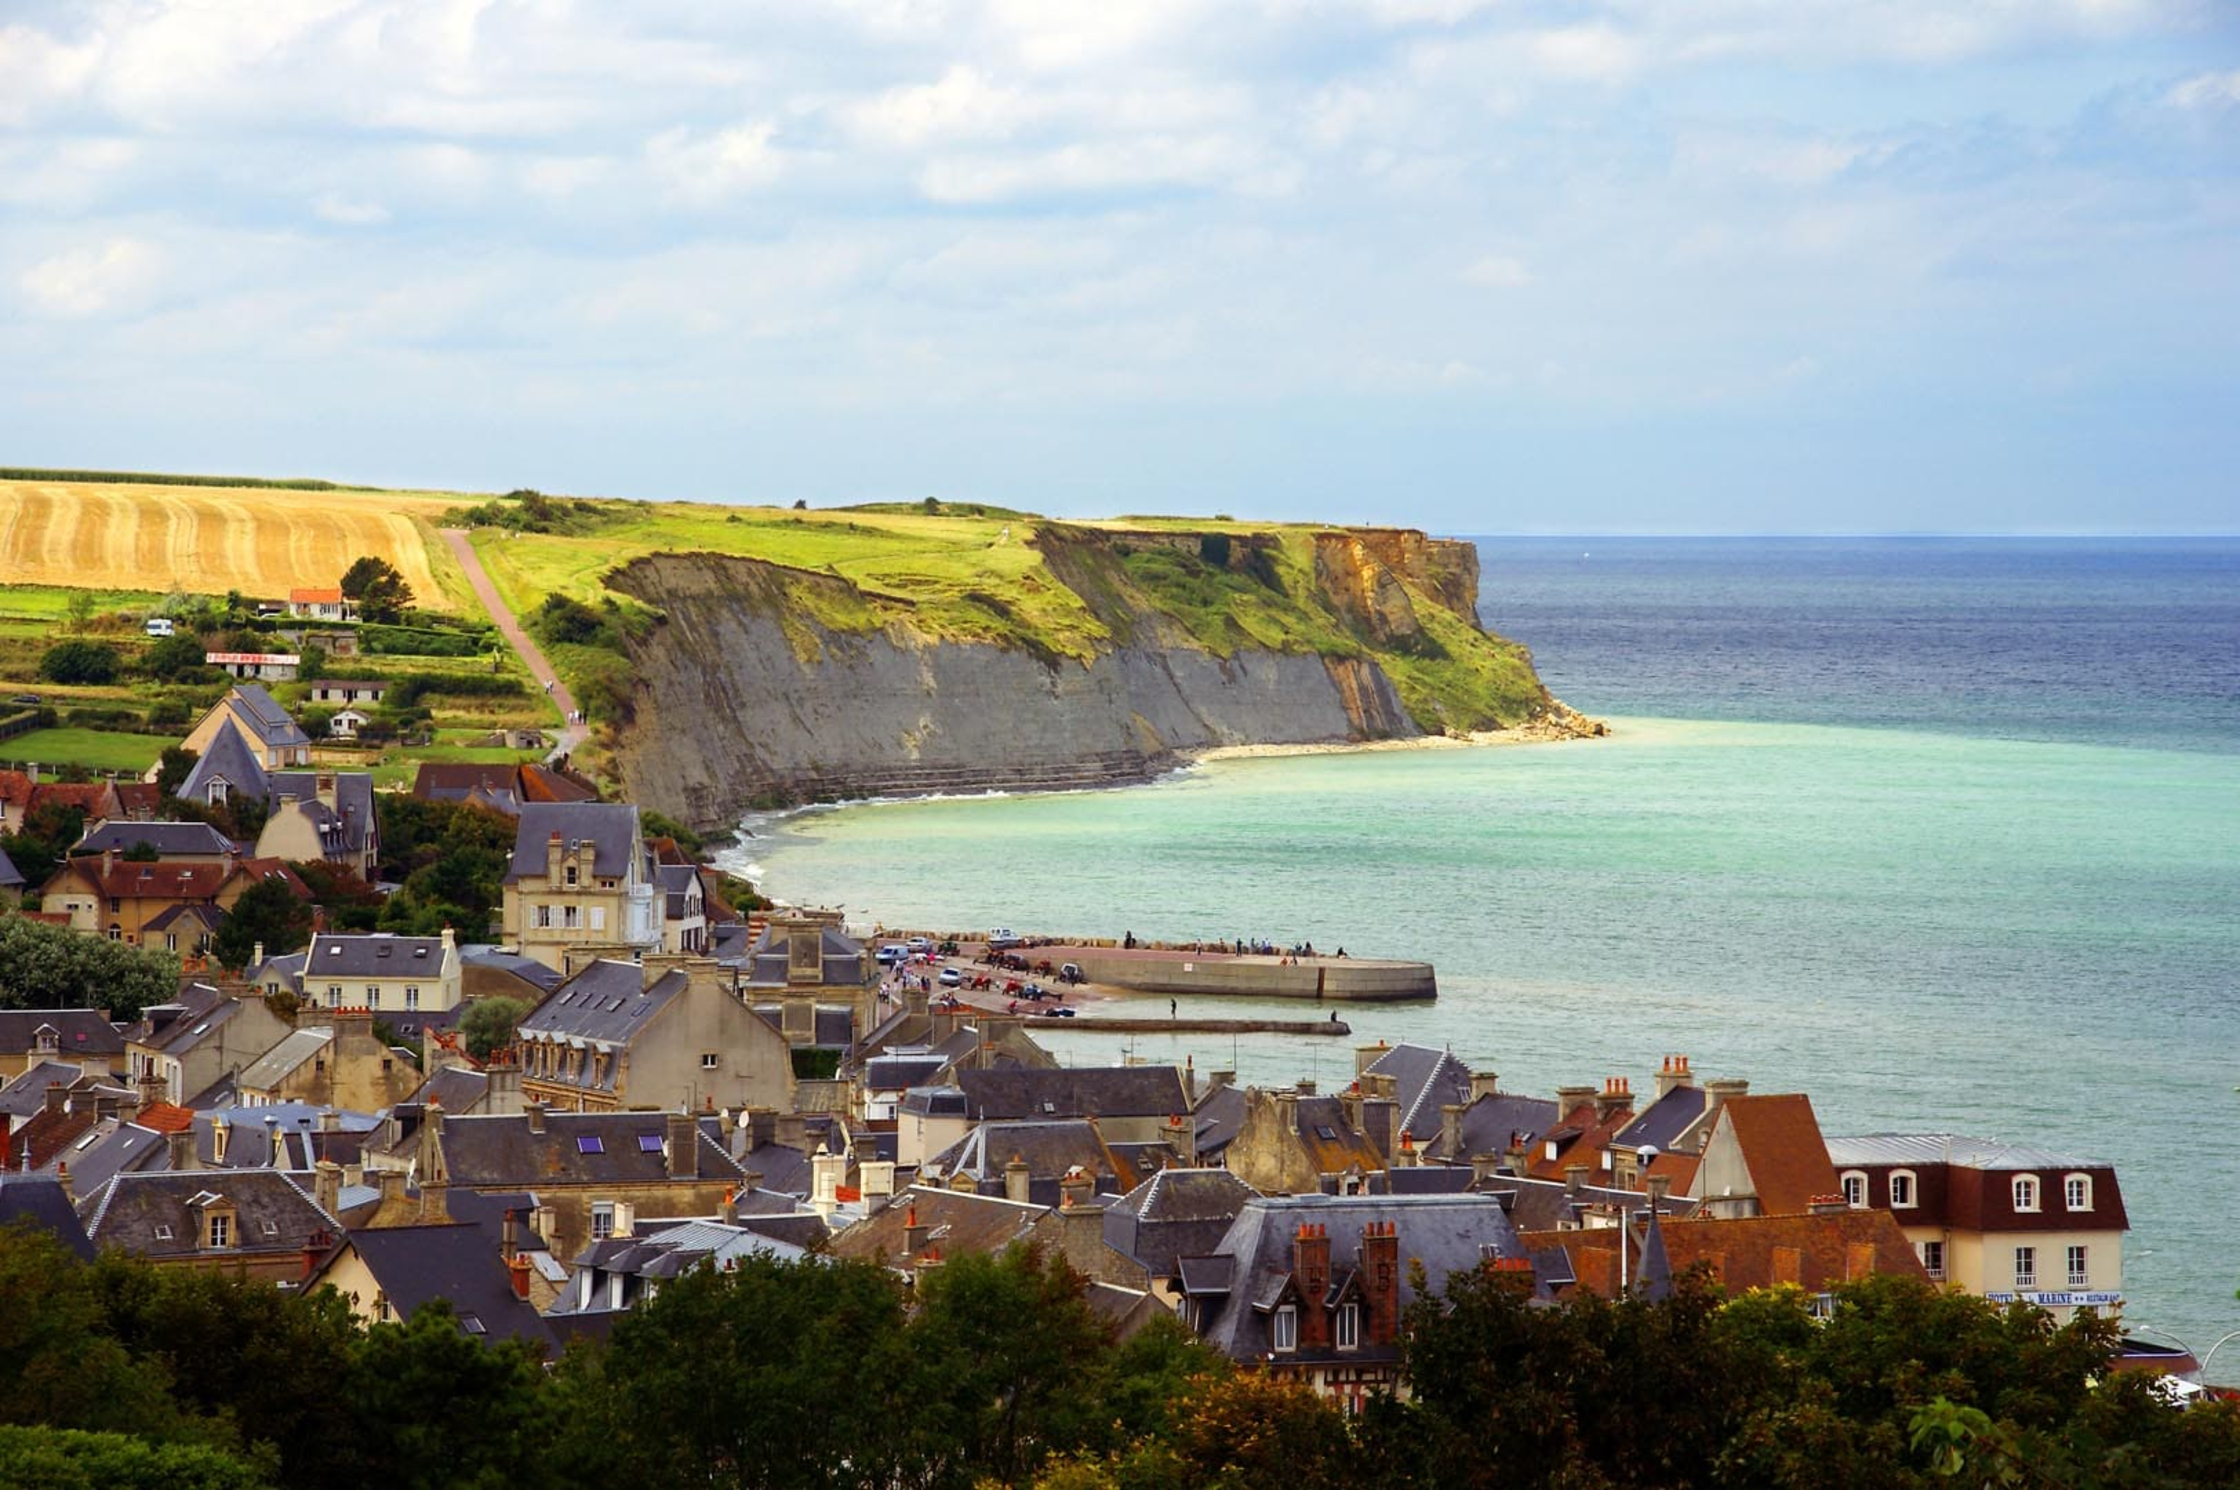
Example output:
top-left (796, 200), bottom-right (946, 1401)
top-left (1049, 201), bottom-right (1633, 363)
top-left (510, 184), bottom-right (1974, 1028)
top-left (1049, 1016), bottom-right (1352, 1037)
top-left (924, 937), bottom-right (1437, 1003)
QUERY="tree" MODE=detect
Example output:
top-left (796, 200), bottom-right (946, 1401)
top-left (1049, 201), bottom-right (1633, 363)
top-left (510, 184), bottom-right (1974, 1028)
top-left (143, 634), bottom-right (209, 681)
top-left (209, 876), bottom-right (313, 971)
top-left (459, 996), bottom-right (529, 1063)
top-left (0, 1427), bottom-right (272, 1490)
top-left (0, 917), bottom-right (179, 1020)
top-left (1, 796), bottom-right (91, 888)
top-left (40, 640), bottom-right (120, 684)
top-left (155, 747), bottom-right (199, 798)
top-left (64, 589), bottom-right (97, 633)
top-left (327, 1301), bottom-right (550, 1490)
top-left (339, 557), bottom-right (413, 624)
top-left (288, 861), bottom-right (383, 932)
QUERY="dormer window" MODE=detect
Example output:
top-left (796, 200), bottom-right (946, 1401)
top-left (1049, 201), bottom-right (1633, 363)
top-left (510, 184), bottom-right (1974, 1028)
top-left (1887, 1170), bottom-right (1917, 1208)
top-left (565, 865), bottom-right (579, 887)
top-left (1840, 1171), bottom-right (1867, 1209)
top-left (207, 1211), bottom-right (234, 1249)
top-left (2063, 1173), bottom-right (2092, 1212)
top-left (1335, 1302), bottom-right (1360, 1350)
top-left (2012, 1175), bottom-right (2040, 1213)
top-left (1271, 1305), bottom-right (1298, 1353)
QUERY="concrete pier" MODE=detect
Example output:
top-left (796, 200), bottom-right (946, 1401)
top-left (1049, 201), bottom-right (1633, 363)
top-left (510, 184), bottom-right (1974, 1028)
top-left (1046, 1017), bottom-right (1353, 1037)
top-left (1039, 945), bottom-right (1435, 1003)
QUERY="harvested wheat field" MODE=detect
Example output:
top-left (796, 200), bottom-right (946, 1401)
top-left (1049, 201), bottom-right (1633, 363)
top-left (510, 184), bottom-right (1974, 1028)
top-left (0, 480), bottom-right (466, 608)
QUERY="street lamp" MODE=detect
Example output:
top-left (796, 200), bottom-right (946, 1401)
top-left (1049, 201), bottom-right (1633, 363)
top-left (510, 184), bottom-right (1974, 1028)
top-left (2125, 1324), bottom-right (2240, 1387)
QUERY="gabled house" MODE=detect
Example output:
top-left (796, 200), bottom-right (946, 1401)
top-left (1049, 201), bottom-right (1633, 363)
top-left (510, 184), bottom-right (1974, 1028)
top-left (953, 1066), bottom-right (1192, 1146)
top-left (1104, 1166), bottom-right (1261, 1306)
top-left (170, 684), bottom-right (313, 777)
top-left (657, 864), bottom-right (707, 954)
top-left (236, 1008), bottom-right (421, 1113)
top-left (0, 1009), bottom-right (124, 1081)
top-left (1181, 1194), bottom-right (1532, 1409)
top-left (307, 679), bottom-right (388, 706)
top-left (257, 772), bottom-right (380, 882)
top-left (501, 802), bottom-right (664, 971)
top-left (1687, 1093), bottom-right (1841, 1220)
top-left (259, 930), bottom-right (462, 1018)
top-left (514, 956), bottom-right (795, 1115)
top-left (927, 1118), bottom-right (1147, 1205)
top-left (70, 820), bottom-right (239, 862)
top-left (1825, 1134), bottom-right (2130, 1320)
top-left (287, 587), bottom-right (355, 621)
top-left (311, 1189), bottom-right (558, 1351)
top-left (826, 1183), bottom-right (1047, 1283)
top-left (175, 720), bottom-right (271, 808)
top-left (549, 1216), bottom-right (814, 1335)
top-left (39, 850), bottom-right (308, 949)
top-left (125, 986), bottom-right (297, 1106)
top-left (1223, 1087), bottom-right (1392, 1197)
top-left (411, 762), bottom-right (597, 816)
top-left (76, 1168), bottom-right (341, 1279)
top-left (737, 913), bottom-right (875, 1051)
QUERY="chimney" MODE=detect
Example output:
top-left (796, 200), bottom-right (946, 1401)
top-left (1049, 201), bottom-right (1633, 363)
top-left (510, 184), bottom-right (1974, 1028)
top-left (1162, 1113), bottom-right (1196, 1167)
top-left (746, 1107), bottom-right (777, 1150)
top-left (1354, 1039), bottom-right (1389, 1078)
top-left (810, 1144), bottom-right (844, 1219)
top-left (343, 1160), bottom-right (364, 1189)
top-left (1704, 1077), bottom-right (1749, 1119)
top-left (441, 925), bottom-right (456, 957)
top-left (1807, 1193), bottom-right (1849, 1216)
top-left (903, 1199), bottom-right (930, 1257)
top-left (1058, 1164), bottom-right (1094, 1212)
top-left (1555, 1084), bottom-right (1596, 1121)
top-left (1646, 1173), bottom-right (1673, 1209)
top-left (1361, 1219), bottom-right (1401, 1346)
top-left (313, 1159), bottom-right (341, 1217)
top-left (1361, 1095), bottom-right (1397, 1164)
top-left (1469, 1070), bottom-right (1500, 1103)
top-left (55, 1160), bottom-right (71, 1203)
top-left (718, 1190), bottom-right (738, 1226)
top-left (267, 1114), bottom-right (287, 1168)
top-left (1564, 1163), bottom-right (1588, 1195)
top-left (211, 1113), bottom-right (231, 1164)
top-left (1438, 1102), bottom-right (1466, 1161)
top-left (508, 1253), bottom-right (533, 1300)
top-left (665, 1113), bottom-right (700, 1180)
top-left (1209, 1070), bottom-right (1235, 1091)
top-left (1505, 1131), bottom-right (1530, 1173)
top-left (416, 1098), bottom-right (449, 1223)
top-left (525, 1100), bottom-right (546, 1134)
top-left (252, 940), bottom-right (265, 972)
top-left (1004, 1153), bottom-right (1031, 1205)
top-left (1394, 1130), bottom-right (1419, 1169)
top-left (1655, 1054), bottom-right (1695, 1099)
top-left (42, 1083), bottom-right (68, 1115)
top-left (1296, 1078), bottom-right (1316, 1097)
top-left (167, 1127), bottom-right (197, 1171)
top-left (1275, 1090), bottom-right (1299, 1134)
top-left (485, 1062), bottom-right (521, 1116)
top-left (1594, 1077), bottom-right (1635, 1124)
top-left (1340, 1083), bottom-right (1364, 1136)
top-left (1469, 1151), bottom-right (1500, 1185)
top-left (1291, 1222), bottom-right (1332, 1351)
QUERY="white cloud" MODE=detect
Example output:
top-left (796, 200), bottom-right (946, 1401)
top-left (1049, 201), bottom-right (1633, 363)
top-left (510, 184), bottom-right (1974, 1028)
top-left (312, 191), bottom-right (390, 226)
top-left (1529, 23), bottom-right (1643, 83)
top-left (1462, 253), bottom-right (1532, 287)
top-left (916, 135), bottom-right (1276, 204)
top-left (19, 238), bottom-right (163, 317)
top-left (647, 122), bottom-right (786, 205)
top-left (846, 66), bottom-right (1037, 147)
top-left (0, 22), bottom-right (103, 125)
top-left (2167, 69), bottom-right (2240, 110)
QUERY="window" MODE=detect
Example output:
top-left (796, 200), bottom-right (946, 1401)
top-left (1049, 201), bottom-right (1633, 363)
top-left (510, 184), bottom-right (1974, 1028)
top-left (591, 1203), bottom-right (615, 1240)
top-left (1841, 1171), bottom-right (1867, 1208)
top-left (637, 1133), bottom-right (666, 1153)
top-left (701, 1052), bottom-right (720, 1069)
top-left (589, 906), bottom-right (606, 931)
top-left (2067, 1245), bottom-right (2089, 1287)
top-left (564, 905), bottom-right (580, 929)
top-left (327, 985), bottom-right (342, 1003)
top-left (2013, 1247), bottom-right (2036, 1288)
top-left (1918, 1240), bottom-right (1945, 1280)
top-left (2012, 1175), bottom-right (2040, 1213)
top-left (565, 864), bottom-right (578, 887)
top-left (534, 905), bottom-right (552, 929)
top-left (405, 986), bottom-right (419, 1010)
top-left (2064, 1174), bottom-right (2092, 1212)
top-left (1335, 1302), bottom-right (1360, 1350)
top-left (366, 985), bottom-right (380, 1009)
top-left (1272, 1305), bottom-right (1298, 1353)
top-left (153, 1224), bottom-right (174, 1241)
top-left (577, 1134), bottom-right (605, 1154)
top-left (208, 1213), bottom-right (233, 1249)
top-left (1888, 1170), bottom-right (1916, 1208)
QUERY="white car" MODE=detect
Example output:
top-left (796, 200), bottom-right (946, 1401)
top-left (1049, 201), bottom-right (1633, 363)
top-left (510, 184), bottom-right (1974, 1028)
top-left (987, 928), bottom-right (1024, 950)
top-left (938, 967), bottom-right (963, 987)
top-left (144, 617), bottom-right (175, 637)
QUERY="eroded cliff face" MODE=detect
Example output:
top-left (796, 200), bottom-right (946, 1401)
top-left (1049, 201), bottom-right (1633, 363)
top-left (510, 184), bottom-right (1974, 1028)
top-left (606, 526), bottom-right (1568, 829)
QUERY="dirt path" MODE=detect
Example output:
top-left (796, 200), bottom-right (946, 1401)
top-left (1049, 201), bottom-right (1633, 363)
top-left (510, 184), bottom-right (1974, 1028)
top-left (438, 527), bottom-right (587, 762)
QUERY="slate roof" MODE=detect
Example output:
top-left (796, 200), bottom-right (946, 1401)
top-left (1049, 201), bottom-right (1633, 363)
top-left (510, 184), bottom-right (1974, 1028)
top-left (657, 863), bottom-right (701, 919)
top-left (504, 802), bottom-right (644, 883)
top-left (1362, 1042), bottom-right (1474, 1142)
top-left (412, 1066), bottom-right (492, 1114)
top-left (129, 989), bottom-right (238, 1056)
top-left (1188, 1194), bottom-right (1528, 1362)
top-left (268, 773), bottom-right (377, 855)
top-left (935, 1119), bottom-right (1138, 1204)
top-left (1104, 1167), bottom-right (1259, 1279)
top-left (435, 1112), bottom-right (746, 1189)
top-left (144, 903), bottom-right (225, 936)
top-left (79, 1168), bottom-right (340, 1260)
top-left (1276, 1093), bottom-right (1390, 1176)
top-left (302, 932), bottom-right (449, 980)
top-left (956, 1066), bottom-right (1190, 1122)
top-left (460, 945), bottom-right (565, 993)
top-left (741, 923), bottom-right (869, 989)
top-left (867, 1055), bottom-right (949, 1093)
top-left (1190, 1083), bottom-right (1248, 1160)
top-left (179, 720), bottom-right (272, 803)
top-left (1614, 1085), bottom-right (1709, 1154)
top-left (227, 684), bottom-right (311, 750)
top-left (1717, 1095), bottom-right (1840, 1216)
top-left (72, 821), bottom-right (237, 858)
top-left (0, 846), bottom-right (21, 889)
top-left (236, 1029), bottom-right (332, 1094)
top-left (0, 1009), bottom-right (126, 1060)
top-left (1477, 1174), bottom-right (1699, 1235)
top-left (1824, 1133), bottom-right (2114, 1172)
top-left (338, 1223), bottom-right (557, 1350)
top-left (900, 1085), bottom-right (969, 1119)
top-left (1445, 1092), bottom-right (1563, 1163)
top-left (0, 1176), bottom-right (96, 1260)
top-left (827, 1184), bottom-right (1048, 1266)
top-left (518, 961), bottom-right (689, 1082)
top-left (0, 1061), bottom-right (102, 1119)
top-left (414, 763), bottom-right (597, 809)
top-left (736, 1139), bottom-right (812, 1196)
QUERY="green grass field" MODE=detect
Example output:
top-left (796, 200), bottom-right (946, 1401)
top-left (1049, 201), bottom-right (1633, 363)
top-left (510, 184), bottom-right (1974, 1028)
top-left (1, 728), bottom-right (163, 772)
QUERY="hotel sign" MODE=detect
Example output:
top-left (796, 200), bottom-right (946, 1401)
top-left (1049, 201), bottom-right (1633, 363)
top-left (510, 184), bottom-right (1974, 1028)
top-left (1984, 1291), bottom-right (2123, 1308)
top-left (205, 652), bottom-right (302, 666)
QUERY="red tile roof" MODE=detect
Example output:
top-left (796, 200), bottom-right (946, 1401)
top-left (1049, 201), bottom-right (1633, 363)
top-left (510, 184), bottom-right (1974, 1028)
top-left (289, 587), bottom-right (343, 604)
top-left (134, 1102), bottom-right (196, 1134)
top-left (1521, 1208), bottom-right (1928, 1299)
top-left (1718, 1094), bottom-right (1839, 1216)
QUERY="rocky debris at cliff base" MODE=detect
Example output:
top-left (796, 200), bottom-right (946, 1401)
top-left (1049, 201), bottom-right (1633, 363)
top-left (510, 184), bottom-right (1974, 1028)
top-left (1515, 698), bottom-right (1610, 740)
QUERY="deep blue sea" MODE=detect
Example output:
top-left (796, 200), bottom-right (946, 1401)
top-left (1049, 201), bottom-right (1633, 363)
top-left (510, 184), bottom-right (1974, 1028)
top-left (736, 537), bottom-right (2240, 1365)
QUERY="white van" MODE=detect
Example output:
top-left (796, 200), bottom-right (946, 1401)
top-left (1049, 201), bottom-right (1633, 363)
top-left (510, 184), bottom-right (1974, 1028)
top-left (144, 617), bottom-right (175, 638)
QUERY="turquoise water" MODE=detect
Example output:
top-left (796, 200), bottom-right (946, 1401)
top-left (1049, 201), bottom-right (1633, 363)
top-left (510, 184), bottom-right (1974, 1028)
top-left (739, 717), bottom-right (2240, 1356)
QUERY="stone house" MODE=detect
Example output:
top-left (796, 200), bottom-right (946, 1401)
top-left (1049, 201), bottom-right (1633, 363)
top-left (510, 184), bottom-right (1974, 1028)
top-left (167, 684), bottom-right (313, 782)
top-left (256, 930), bottom-right (462, 1019)
top-left (235, 1008), bottom-right (421, 1113)
top-left (1222, 1086), bottom-right (1394, 1197)
top-left (737, 913), bottom-right (875, 1051)
top-left (75, 1168), bottom-right (342, 1280)
top-left (39, 850), bottom-right (308, 949)
top-left (953, 1065), bottom-right (1192, 1147)
top-left (0, 1009), bottom-right (125, 1082)
top-left (255, 772), bottom-right (380, 883)
top-left (125, 986), bottom-right (297, 1105)
top-left (307, 679), bottom-right (388, 706)
top-left (500, 802), bottom-right (664, 972)
top-left (514, 956), bottom-right (795, 1115)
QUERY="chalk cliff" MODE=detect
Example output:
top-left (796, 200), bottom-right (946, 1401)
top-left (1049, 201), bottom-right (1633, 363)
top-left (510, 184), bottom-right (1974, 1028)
top-left (606, 526), bottom-right (1579, 829)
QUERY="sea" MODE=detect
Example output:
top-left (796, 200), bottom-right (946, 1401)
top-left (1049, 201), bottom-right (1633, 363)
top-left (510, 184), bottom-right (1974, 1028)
top-left (731, 537), bottom-right (2240, 1364)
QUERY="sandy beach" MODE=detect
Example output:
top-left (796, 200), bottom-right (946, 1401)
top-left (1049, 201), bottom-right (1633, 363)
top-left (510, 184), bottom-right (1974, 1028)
top-left (1184, 705), bottom-right (1608, 765)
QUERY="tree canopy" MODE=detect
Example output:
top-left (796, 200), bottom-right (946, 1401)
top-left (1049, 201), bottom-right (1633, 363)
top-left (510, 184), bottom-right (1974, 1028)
top-left (0, 916), bottom-right (179, 1020)
top-left (209, 875), bottom-right (313, 971)
top-left (339, 556), bottom-right (414, 624)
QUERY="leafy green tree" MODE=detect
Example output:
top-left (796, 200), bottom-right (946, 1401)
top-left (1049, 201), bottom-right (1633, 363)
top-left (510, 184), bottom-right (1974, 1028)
top-left (0, 917), bottom-right (179, 1019)
top-left (339, 556), bottom-right (414, 624)
top-left (0, 1427), bottom-right (272, 1490)
top-left (0, 1226), bottom-right (183, 1439)
top-left (460, 996), bottom-right (530, 1062)
top-left (143, 633), bottom-right (210, 681)
top-left (209, 875), bottom-right (313, 971)
top-left (121, 839), bottom-right (162, 862)
top-left (552, 1253), bottom-right (914, 1490)
top-left (288, 860), bottom-right (383, 931)
top-left (155, 746), bottom-right (199, 797)
top-left (326, 1301), bottom-right (550, 1490)
top-left (40, 639), bottom-right (120, 684)
top-left (64, 589), bottom-right (97, 633)
top-left (1, 796), bottom-right (91, 887)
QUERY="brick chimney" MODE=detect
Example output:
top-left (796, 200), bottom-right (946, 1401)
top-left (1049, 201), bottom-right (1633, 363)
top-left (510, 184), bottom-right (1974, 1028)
top-left (1394, 1130), bottom-right (1418, 1169)
top-left (1004, 1153), bottom-right (1031, 1205)
top-left (665, 1113), bottom-right (700, 1180)
top-left (1291, 1221), bottom-right (1332, 1351)
top-left (167, 1126), bottom-right (197, 1171)
top-left (1361, 1219), bottom-right (1400, 1346)
top-left (1058, 1164), bottom-right (1094, 1212)
top-left (1654, 1054), bottom-right (1695, 1099)
top-left (1555, 1084), bottom-right (1596, 1121)
top-left (718, 1189), bottom-right (738, 1226)
top-left (1162, 1113), bottom-right (1195, 1167)
top-left (1594, 1077), bottom-right (1634, 1124)
top-left (1354, 1039), bottom-right (1389, 1078)
top-left (903, 1199), bottom-right (930, 1257)
top-left (524, 1100), bottom-right (546, 1135)
top-left (508, 1253), bottom-right (533, 1300)
top-left (1807, 1193), bottom-right (1849, 1215)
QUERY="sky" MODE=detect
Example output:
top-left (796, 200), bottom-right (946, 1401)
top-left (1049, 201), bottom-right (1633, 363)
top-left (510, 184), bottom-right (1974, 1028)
top-left (3, 1), bottom-right (2237, 533)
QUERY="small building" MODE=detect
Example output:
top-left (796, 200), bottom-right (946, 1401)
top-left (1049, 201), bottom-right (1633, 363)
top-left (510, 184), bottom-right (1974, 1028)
top-left (514, 956), bottom-right (794, 1115)
top-left (1825, 1134), bottom-right (2130, 1322)
top-left (1686, 1093), bottom-right (1840, 1220)
top-left (205, 650), bottom-right (302, 682)
top-left (328, 708), bottom-right (372, 739)
top-left (287, 587), bottom-right (356, 621)
top-left (75, 1168), bottom-right (341, 1279)
top-left (39, 850), bottom-right (309, 949)
top-left (1222, 1086), bottom-right (1394, 1197)
top-left (69, 820), bottom-right (239, 863)
top-left (124, 986), bottom-right (297, 1106)
top-left (169, 685), bottom-right (314, 778)
top-left (953, 1066), bottom-right (1192, 1147)
top-left (261, 930), bottom-right (463, 1017)
top-left (413, 762), bottom-right (596, 817)
top-left (500, 802), bottom-right (664, 972)
top-left (738, 913), bottom-right (876, 1051)
top-left (255, 772), bottom-right (380, 883)
top-left (236, 1008), bottom-right (421, 1113)
top-left (0, 1009), bottom-right (125, 1082)
top-left (307, 679), bottom-right (388, 706)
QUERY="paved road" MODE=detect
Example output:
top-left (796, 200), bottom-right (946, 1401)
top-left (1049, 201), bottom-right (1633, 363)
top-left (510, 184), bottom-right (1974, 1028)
top-left (438, 527), bottom-right (587, 763)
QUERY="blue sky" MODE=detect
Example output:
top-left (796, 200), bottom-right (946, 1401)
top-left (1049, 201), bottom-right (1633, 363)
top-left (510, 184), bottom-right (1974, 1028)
top-left (3, 1), bottom-right (2236, 533)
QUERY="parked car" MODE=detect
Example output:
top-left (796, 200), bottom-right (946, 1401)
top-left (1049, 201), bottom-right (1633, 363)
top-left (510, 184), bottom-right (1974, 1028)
top-left (1059, 963), bottom-right (1085, 984)
top-left (143, 617), bottom-right (175, 637)
top-left (906, 936), bottom-right (933, 954)
top-left (1039, 1006), bottom-right (1077, 1018)
top-left (987, 928), bottom-right (1024, 950)
top-left (1020, 982), bottom-right (1047, 1001)
top-left (938, 967), bottom-right (963, 987)
top-left (877, 945), bottom-right (908, 966)
top-left (8, 692), bottom-right (41, 706)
